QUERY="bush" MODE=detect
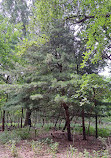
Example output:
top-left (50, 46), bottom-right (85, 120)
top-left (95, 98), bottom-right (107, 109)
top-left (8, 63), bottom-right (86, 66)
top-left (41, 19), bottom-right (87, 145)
top-left (0, 127), bottom-right (30, 144)
top-left (98, 128), bottom-right (111, 137)
top-left (0, 131), bottom-right (21, 144)
top-left (43, 124), bottom-right (52, 132)
top-left (15, 127), bottom-right (30, 140)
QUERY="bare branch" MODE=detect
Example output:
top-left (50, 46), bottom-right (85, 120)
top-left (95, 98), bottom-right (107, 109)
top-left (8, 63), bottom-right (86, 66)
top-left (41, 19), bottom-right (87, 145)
top-left (102, 53), bottom-right (111, 60)
top-left (65, 13), bottom-right (111, 23)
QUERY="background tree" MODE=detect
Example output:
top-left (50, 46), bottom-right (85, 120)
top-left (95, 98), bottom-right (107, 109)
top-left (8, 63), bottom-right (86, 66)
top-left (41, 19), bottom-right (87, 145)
top-left (74, 73), bottom-right (110, 139)
top-left (32, 0), bottom-right (111, 64)
top-left (1, 0), bottom-right (30, 36)
top-left (12, 21), bottom-right (108, 140)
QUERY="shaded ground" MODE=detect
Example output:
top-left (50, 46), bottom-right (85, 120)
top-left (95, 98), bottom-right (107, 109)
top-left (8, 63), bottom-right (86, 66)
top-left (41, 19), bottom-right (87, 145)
top-left (0, 130), bottom-right (110, 158)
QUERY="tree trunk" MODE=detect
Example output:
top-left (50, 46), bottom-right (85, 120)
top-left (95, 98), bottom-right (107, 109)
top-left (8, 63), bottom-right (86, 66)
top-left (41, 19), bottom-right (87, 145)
top-left (82, 106), bottom-right (86, 140)
top-left (18, 117), bottom-right (19, 128)
top-left (87, 117), bottom-right (91, 136)
top-left (93, 88), bottom-right (98, 138)
top-left (54, 107), bottom-right (62, 130)
top-left (6, 112), bottom-right (9, 124)
top-left (62, 120), bottom-right (67, 132)
top-left (2, 110), bottom-right (5, 131)
top-left (21, 108), bottom-right (23, 128)
top-left (63, 103), bottom-right (72, 141)
top-left (24, 109), bottom-right (31, 127)
top-left (95, 114), bottom-right (98, 138)
top-left (62, 115), bottom-right (74, 132)
top-left (2, 93), bottom-right (8, 131)
top-left (42, 118), bottom-right (45, 127)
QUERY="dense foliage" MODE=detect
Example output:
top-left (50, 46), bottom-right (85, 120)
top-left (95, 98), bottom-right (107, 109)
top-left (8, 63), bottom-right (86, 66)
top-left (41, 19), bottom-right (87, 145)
top-left (0, 0), bottom-right (110, 142)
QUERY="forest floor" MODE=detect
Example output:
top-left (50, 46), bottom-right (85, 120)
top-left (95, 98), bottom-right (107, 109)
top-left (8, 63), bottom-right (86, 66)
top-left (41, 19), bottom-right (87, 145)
top-left (0, 130), bottom-right (110, 158)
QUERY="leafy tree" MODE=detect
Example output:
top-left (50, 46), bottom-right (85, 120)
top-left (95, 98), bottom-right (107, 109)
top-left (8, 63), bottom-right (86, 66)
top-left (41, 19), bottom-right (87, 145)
top-left (1, 0), bottom-right (30, 36)
top-left (0, 0), bottom-right (110, 142)
top-left (74, 73), bottom-right (110, 139)
top-left (0, 15), bottom-right (22, 68)
top-left (14, 21), bottom-right (106, 140)
top-left (32, 0), bottom-right (111, 64)
top-left (0, 15), bottom-right (22, 130)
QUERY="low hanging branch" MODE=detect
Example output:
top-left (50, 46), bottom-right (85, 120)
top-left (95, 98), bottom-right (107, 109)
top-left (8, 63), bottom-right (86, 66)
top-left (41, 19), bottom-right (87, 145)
top-left (102, 53), bottom-right (111, 60)
top-left (65, 13), bottom-right (111, 23)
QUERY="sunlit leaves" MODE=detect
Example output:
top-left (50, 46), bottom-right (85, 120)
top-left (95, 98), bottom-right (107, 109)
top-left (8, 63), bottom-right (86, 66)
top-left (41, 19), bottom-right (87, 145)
top-left (17, 34), bottom-right (49, 56)
top-left (79, 74), bottom-right (109, 102)
top-left (80, 0), bottom-right (111, 65)
top-left (54, 94), bottom-right (68, 103)
top-left (30, 94), bottom-right (43, 100)
top-left (32, 0), bottom-right (63, 32)
top-left (0, 16), bottom-right (22, 66)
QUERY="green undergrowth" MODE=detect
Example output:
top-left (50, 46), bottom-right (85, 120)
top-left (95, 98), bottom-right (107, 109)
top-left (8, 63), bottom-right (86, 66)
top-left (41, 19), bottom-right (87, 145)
top-left (67, 145), bottom-right (110, 158)
top-left (73, 125), bottom-right (111, 137)
top-left (39, 122), bottom-right (111, 137)
top-left (30, 138), bottom-right (110, 158)
top-left (31, 138), bottom-right (59, 158)
top-left (0, 127), bottom-right (30, 144)
top-left (0, 122), bottom-right (110, 145)
top-left (34, 121), bottom-right (111, 138)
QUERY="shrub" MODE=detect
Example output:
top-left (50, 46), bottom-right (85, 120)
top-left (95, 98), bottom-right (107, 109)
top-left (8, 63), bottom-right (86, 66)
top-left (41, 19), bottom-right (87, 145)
top-left (0, 131), bottom-right (21, 144)
top-left (10, 140), bottom-right (18, 157)
top-left (31, 140), bottom-right (43, 156)
top-left (98, 128), bottom-right (110, 137)
top-left (15, 127), bottom-right (30, 140)
top-left (0, 127), bottom-right (30, 144)
top-left (49, 142), bottom-right (59, 155)
top-left (43, 124), bottom-right (52, 132)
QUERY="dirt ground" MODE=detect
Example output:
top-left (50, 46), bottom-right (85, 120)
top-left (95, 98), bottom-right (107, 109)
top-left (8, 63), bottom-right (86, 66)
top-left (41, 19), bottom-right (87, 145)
top-left (0, 130), bottom-right (110, 158)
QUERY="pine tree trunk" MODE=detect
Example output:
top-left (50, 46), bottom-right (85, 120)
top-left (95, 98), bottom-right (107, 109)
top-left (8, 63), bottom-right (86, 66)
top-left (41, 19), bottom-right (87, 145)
top-left (62, 116), bottom-right (74, 132)
top-left (6, 112), bottom-right (8, 123)
top-left (63, 103), bottom-right (72, 141)
top-left (54, 107), bottom-right (62, 130)
top-left (18, 117), bottom-right (19, 128)
top-left (62, 120), bottom-right (67, 132)
top-left (95, 114), bottom-right (98, 138)
top-left (24, 109), bottom-right (31, 127)
top-left (93, 88), bottom-right (98, 138)
top-left (87, 117), bottom-right (91, 136)
top-left (2, 93), bottom-right (8, 131)
top-left (82, 106), bottom-right (86, 140)
top-left (21, 108), bottom-right (23, 128)
top-left (42, 118), bottom-right (45, 127)
top-left (2, 110), bottom-right (5, 131)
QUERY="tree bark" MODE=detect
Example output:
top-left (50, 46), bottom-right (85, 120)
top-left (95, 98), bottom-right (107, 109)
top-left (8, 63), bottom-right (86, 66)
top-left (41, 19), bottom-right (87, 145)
top-left (24, 109), bottom-right (31, 127)
top-left (95, 114), bottom-right (98, 138)
top-left (63, 103), bottom-right (72, 141)
top-left (2, 110), bottom-right (5, 131)
top-left (21, 108), bottom-right (23, 128)
top-left (62, 115), bottom-right (75, 132)
top-left (6, 112), bottom-right (9, 124)
top-left (62, 120), bottom-right (67, 132)
top-left (93, 88), bottom-right (98, 138)
top-left (54, 106), bottom-right (62, 130)
top-left (82, 106), bottom-right (86, 140)
top-left (18, 117), bottom-right (19, 128)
